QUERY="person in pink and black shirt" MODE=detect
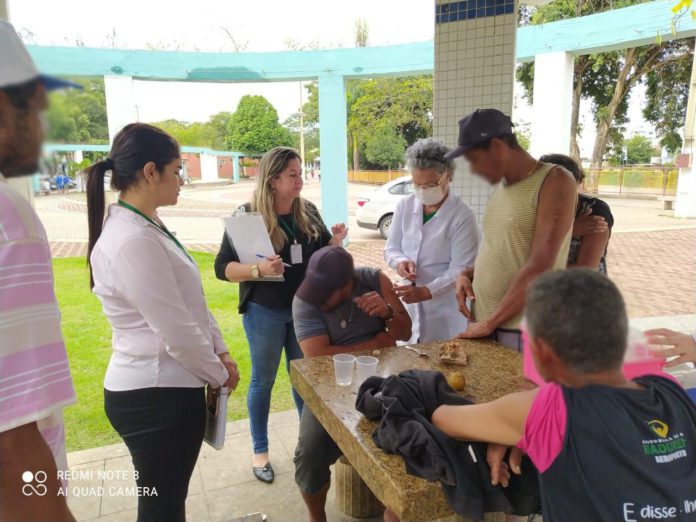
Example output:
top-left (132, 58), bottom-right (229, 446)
top-left (0, 20), bottom-right (78, 522)
top-left (433, 269), bottom-right (696, 522)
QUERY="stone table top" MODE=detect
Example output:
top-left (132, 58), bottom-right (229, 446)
top-left (290, 339), bottom-right (525, 522)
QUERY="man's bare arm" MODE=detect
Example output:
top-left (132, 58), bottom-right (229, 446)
top-left (432, 389), bottom-right (537, 446)
top-left (299, 331), bottom-right (396, 358)
top-left (0, 422), bottom-right (75, 522)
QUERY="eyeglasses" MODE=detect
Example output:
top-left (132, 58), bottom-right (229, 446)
top-left (412, 181), bottom-right (441, 190)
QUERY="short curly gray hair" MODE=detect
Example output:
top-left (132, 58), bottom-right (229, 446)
top-left (405, 138), bottom-right (454, 176)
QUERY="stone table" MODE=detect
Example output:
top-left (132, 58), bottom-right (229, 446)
top-left (290, 339), bottom-right (526, 522)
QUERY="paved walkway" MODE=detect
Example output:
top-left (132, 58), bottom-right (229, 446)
top-left (42, 187), bottom-right (695, 320)
top-left (50, 228), bottom-right (695, 319)
top-left (66, 410), bottom-right (381, 522)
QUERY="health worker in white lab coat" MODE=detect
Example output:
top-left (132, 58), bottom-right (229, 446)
top-left (385, 138), bottom-right (480, 344)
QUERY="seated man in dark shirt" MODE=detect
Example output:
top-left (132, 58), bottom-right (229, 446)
top-left (292, 246), bottom-right (412, 522)
top-left (540, 154), bottom-right (614, 273)
top-left (433, 269), bottom-right (696, 522)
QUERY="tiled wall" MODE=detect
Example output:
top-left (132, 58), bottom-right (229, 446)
top-left (433, 0), bottom-right (518, 222)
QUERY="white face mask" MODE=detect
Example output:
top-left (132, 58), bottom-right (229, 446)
top-left (413, 184), bottom-right (446, 206)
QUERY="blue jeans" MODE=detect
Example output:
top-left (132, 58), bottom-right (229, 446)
top-left (243, 302), bottom-right (304, 455)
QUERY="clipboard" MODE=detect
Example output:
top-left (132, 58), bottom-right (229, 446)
top-left (222, 213), bottom-right (284, 282)
top-left (204, 386), bottom-right (229, 450)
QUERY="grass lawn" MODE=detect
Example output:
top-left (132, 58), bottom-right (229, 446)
top-left (54, 252), bottom-right (295, 452)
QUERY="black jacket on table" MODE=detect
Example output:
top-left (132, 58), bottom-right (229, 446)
top-left (355, 369), bottom-right (540, 521)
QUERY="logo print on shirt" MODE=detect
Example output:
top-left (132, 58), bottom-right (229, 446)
top-left (648, 420), bottom-right (669, 438)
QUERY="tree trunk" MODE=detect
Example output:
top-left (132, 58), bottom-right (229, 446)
top-left (590, 49), bottom-right (637, 168)
top-left (352, 133), bottom-right (361, 171)
top-left (570, 57), bottom-right (588, 163)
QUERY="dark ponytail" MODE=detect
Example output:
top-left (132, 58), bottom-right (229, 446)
top-left (86, 123), bottom-right (180, 288)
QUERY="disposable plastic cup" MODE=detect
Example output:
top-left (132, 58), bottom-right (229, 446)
top-left (356, 356), bottom-right (379, 384)
top-left (333, 354), bottom-right (355, 386)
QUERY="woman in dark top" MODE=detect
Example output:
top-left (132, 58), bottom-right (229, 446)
top-left (214, 147), bottom-right (346, 484)
top-left (540, 154), bottom-right (614, 273)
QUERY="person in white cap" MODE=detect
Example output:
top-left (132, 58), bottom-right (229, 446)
top-left (0, 20), bottom-right (79, 521)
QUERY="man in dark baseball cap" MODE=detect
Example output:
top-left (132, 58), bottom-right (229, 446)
top-left (446, 108), bottom-right (577, 353)
top-left (296, 245), bottom-right (357, 309)
top-left (292, 246), bottom-right (411, 521)
top-left (445, 108), bottom-right (514, 161)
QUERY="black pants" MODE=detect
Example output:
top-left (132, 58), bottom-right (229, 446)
top-left (104, 387), bottom-right (206, 522)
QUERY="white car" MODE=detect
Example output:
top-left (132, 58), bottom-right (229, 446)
top-left (355, 176), bottom-right (413, 239)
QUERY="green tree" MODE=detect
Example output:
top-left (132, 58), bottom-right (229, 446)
top-left (516, 130), bottom-right (531, 151)
top-left (151, 112), bottom-right (234, 149)
top-left (46, 77), bottom-right (108, 143)
top-left (349, 76), bottom-right (432, 147)
top-left (349, 76), bottom-right (432, 169)
top-left (207, 112), bottom-right (233, 150)
top-left (625, 134), bottom-right (657, 164)
top-left (517, 1), bottom-right (693, 167)
top-left (283, 112), bottom-right (320, 163)
top-left (364, 126), bottom-right (406, 169)
top-left (152, 119), bottom-right (211, 146)
top-left (300, 76), bottom-right (432, 170)
top-left (225, 95), bottom-right (293, 156)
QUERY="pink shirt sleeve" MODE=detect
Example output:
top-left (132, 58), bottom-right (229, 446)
top-left (517, 383), bottom-right (567, 473)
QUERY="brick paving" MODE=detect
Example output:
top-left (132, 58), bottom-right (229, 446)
top-left (50, 227), bottom-right (695, 319)
top-left (43, 188), bottom-right (695, 320)
top-left (58, 200), bottom-right (231, 218)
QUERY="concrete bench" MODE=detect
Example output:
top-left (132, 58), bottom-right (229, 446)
top-left (658, 196), bottom-right (676, 210)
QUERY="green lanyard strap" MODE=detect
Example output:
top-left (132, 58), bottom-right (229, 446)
top-left (279, 216), bottom-right (297, 244)
top-left (117, 200), bottom-right (194, 263)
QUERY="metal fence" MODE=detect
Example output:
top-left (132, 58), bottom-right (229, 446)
top-left (583, 167), bottom-right (679, 197)
top-left (349, 167), bottom-right (680, 197)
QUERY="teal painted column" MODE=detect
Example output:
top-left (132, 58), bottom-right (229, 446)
top-left (318, 73), bottom-right (348, 230)
top-left (232, 154), bottom-right (240, 183)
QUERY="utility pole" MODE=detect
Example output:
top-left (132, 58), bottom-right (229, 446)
top-left (299, 81), bottom-right (306, 178)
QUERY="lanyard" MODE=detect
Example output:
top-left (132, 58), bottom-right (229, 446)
top-left (279, 215), bottom-right (297, 244)
top-left (117, 200), bottom-right (194, 263)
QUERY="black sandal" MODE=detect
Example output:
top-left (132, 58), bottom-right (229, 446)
top-left (253, 462), bottom-right (275, 484)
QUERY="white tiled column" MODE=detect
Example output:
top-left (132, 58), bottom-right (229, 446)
top-left (433, 0), bottom-right (517, 222)
top-left (529, 51), bottom-right (574, 158)
top-left (676, 49), bottom-right (696, 218)
top-left (200, 153), bottom-right (220, 183)
top-left (104, 76), bottom-right (138, 143)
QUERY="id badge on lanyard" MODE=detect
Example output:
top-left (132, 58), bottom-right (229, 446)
top-left (290, 241), bottom-right (303, 265)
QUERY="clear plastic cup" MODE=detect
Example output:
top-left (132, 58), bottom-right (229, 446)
top-left (356, 356), bottom-right (379, 384)
top-left (333, 354), bottom-right (355, 386)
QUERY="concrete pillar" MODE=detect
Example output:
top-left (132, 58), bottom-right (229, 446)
top-left (104, 76), bottom-right (138, 143)
top-left (318, 73), bottom-right (349, 228)
top-left (200, 153), bottom-right (219, 183)
top-left (433, 0), bottom-right (518, 222)
top-left (675, 48), bottom-right (696, 218)
top-left (529, 51), bottom-right (574, 158)
top-left (232, 154), bottom-right (241, 183)
top-left (0, 0), bottom-right (9, 21)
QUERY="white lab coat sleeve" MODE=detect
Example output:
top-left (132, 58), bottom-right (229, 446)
top-left (384, 198), bottom-right (411, 270)
top-left (425, 205), bottom-right (480, 299)
top-left (114, 236), bottom-right (229, 387)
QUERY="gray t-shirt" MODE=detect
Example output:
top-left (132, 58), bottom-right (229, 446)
top-left (293, 267), bottom-right (385, 346)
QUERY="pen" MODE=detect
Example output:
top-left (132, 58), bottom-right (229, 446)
top-left (256, 254), bottom-right (292, 268)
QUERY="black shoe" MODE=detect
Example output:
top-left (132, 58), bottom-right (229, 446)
top-left (253, 462), bottom-right (274, 484)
